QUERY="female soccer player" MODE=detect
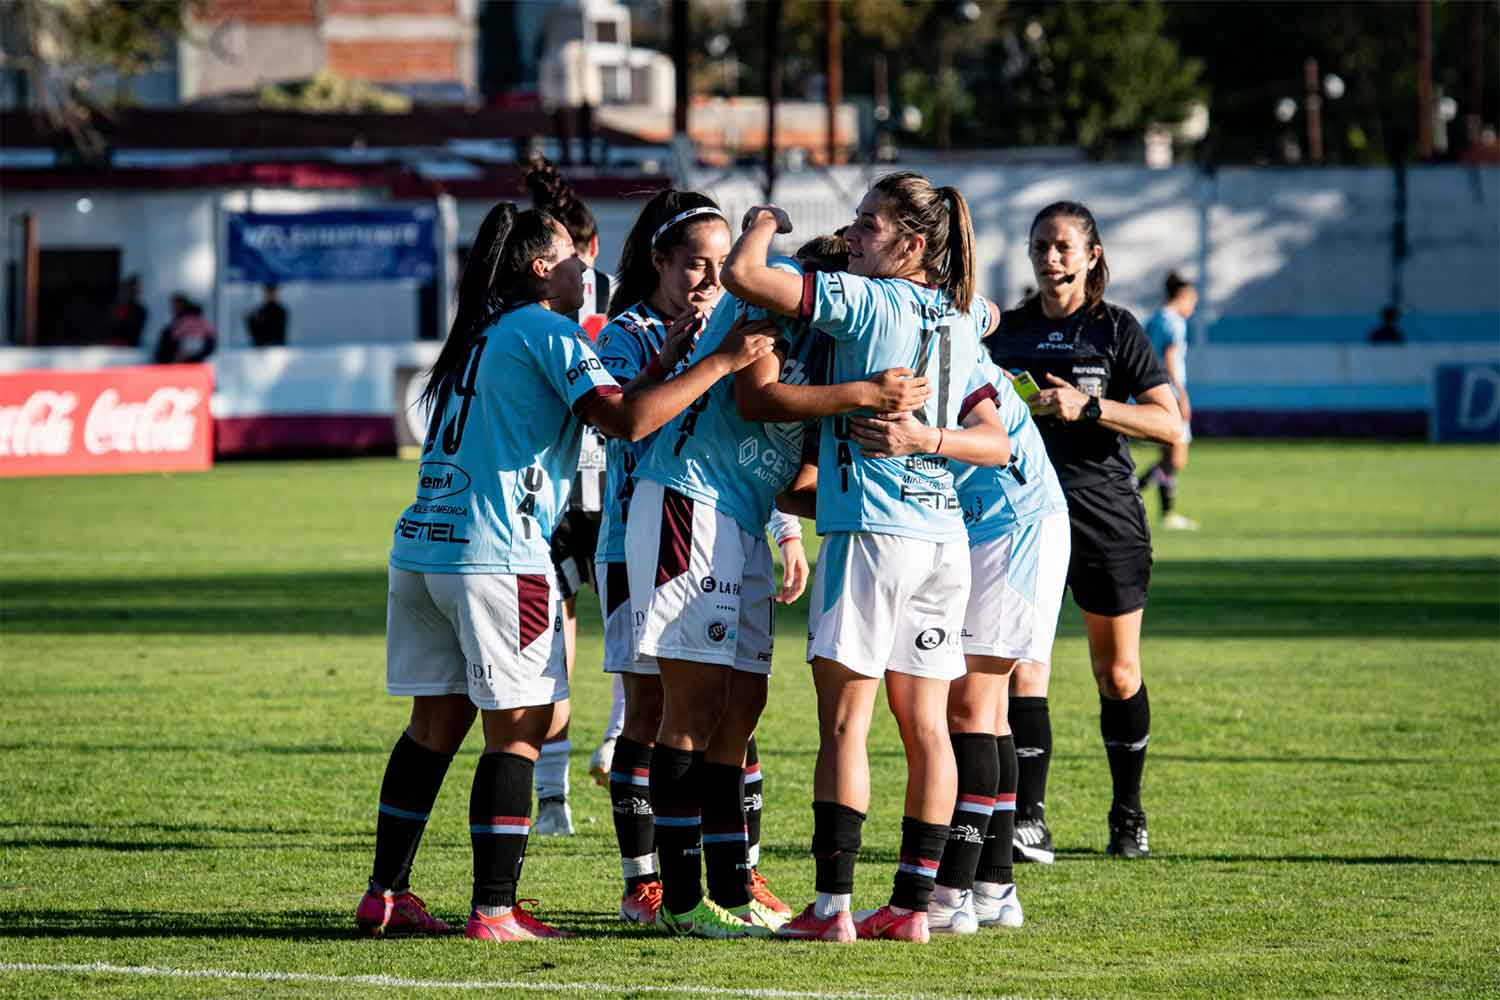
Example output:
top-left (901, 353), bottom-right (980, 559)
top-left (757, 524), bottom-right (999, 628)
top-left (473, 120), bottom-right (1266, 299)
top-left (1138, 271), bottom-right (1200, 532)
top-left (521, 151), bottom-right (614, 836)
top-left (591, 189), bottom-right (802, 928)
top-left (723, 172), bottom-right (1011, 943)
top-left (988, 201), bottom-right (1183, 861)
top-left (356, 202), bottom-right (773, 943)
top-left (627, 233), bottom-right (932, 938)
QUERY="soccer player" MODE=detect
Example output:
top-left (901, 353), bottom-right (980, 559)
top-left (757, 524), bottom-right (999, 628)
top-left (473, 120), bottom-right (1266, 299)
top-left (357, 202), bottom-right (774, 943)
top-left (1138, 271), bottom-right (1200, 531)
top-left (522, 152), bottom-right (615, 836)
top-left (989, 201), bottom-right (1183, 861)
top-left (628, 233), bottom-right (931, 938)
top-left (723, 173), bottom-right (1011, 943)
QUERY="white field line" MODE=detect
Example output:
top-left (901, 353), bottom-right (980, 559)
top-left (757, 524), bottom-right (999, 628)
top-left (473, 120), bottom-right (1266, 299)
top-left (0, 962), bottom-right (1038, 1000)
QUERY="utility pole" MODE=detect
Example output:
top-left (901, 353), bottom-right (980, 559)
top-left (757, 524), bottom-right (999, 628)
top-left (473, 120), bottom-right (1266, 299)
top-left (672, 0), bottom-right (690, 142)
top-left (1303, 57), bottom-right (1323, 163)
top-left (764, 0), bottom-right (782, 200)
top-left (825, 0), bottom-right (842, 166)
top-left (1415, 0), bottom-right (1433, 160)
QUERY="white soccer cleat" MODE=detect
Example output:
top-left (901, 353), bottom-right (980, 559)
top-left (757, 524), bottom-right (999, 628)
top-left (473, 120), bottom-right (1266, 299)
top-left (927, 889), bottom-right (978, 935)
top-left (974, 883), bottom-right (1024, 928)
top-left (1162, 511), bottom-right (1200, 531)
top-left (589, 738), bottom-right (616, 788)
top-left (534, 797), bottom-right (575, 836)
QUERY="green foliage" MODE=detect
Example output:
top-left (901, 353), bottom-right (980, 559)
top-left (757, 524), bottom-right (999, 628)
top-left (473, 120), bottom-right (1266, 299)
top-left (257, 71), bottom-right (412, 114)
top-left (1, 442), bottom-right (1498, 997)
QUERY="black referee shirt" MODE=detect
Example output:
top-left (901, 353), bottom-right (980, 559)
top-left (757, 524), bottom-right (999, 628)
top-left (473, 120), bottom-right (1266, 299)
top-left (986, 297), bottom-right (1168, 490)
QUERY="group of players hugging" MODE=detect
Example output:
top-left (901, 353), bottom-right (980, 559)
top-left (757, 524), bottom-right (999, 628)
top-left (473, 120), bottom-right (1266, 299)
top-left (356, 155), bottom-right (1187, 944)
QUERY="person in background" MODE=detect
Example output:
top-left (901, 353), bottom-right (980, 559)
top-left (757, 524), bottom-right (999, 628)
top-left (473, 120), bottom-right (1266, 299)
top-left (1138, 271), bottom-right (1200, 532)
top-left (154, 294), bottom-right (217, 364)
top-left (1367, 305), bottom-right (1405, 345)
top-left (104, 275), bottom-right (147, 348)
top-left (247, 283), bottom-right (288, 347)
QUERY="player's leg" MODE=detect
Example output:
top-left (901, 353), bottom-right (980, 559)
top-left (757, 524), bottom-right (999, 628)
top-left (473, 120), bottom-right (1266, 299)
top-left (533, 591), bottom-right (575, 836)
top-left (703, 671), bottom-right (775, 928)
top-left (1161, 423), bottom-right (1198, 530)
top-left (1086, 608), bottom-right (1151, 858)
top-left (591, 672), bottom-right (626, 786)
top-left (1009, 661), bottom-right (1054, 862)
top-left (972, 672), bottom-right (1025, 927)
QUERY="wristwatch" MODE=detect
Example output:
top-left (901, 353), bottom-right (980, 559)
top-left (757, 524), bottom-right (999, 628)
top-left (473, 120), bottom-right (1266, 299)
top-left (1080, 396), bottom-right (1102, 422)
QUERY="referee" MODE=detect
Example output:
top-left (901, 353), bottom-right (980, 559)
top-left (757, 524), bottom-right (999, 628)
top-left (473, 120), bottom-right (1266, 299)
top-left (986, 201), bottom-right (1183, 860)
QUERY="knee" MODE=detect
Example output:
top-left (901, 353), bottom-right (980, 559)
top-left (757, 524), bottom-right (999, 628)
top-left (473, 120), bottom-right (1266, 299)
top-left (1093, 659), bottom-right (1141, 700)
top-left (407, 698), bottom-right (475, 754)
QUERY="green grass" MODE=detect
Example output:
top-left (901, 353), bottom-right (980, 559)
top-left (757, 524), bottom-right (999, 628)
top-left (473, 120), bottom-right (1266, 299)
top-left (1, 441), bottom-right (1498, 999)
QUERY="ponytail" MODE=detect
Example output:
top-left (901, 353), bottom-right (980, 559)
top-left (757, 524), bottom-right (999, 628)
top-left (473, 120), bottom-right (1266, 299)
top-left (521, 152), bottom-right (598, 251)
top-left (870, 171), bottom-right (975, 312)
top-left (422, 202), bottom-right (559, 410)
top-left (608, 188), bottom-right (727, 318)
top-left (937, 186), bottom-right (976, 313)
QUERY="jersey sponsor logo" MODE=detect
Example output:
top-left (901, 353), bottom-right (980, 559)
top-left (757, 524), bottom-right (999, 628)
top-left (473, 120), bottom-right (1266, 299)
top-left (415, 461), bottom-right (470, 501)
top-left (904, 455), bottom-right (949, 473)
top-left (914, 627), bottom-right (948, 651)
top-left (395, 516), bottom-right (470, 544)
top-left (738, 439), bottom-right (759, 466)
top-left (900, 486), bottom-right (960, 511)
top-left (1037, 331), bottom-right (1071, 351)
top-left (740, 435), bottom-right (795, 485)
top-left (701, 576), bottom-right (742, 596)
top-left (706, 620), bottom-right (729, 643)
top-left (410, 502), bottom-right (467, 516)
top-left (701, 575), bottom-right (718, 592)
top-left (565, 356), bottom-right (605, 385)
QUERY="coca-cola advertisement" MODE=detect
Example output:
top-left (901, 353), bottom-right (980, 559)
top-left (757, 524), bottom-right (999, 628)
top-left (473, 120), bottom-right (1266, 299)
top-left (0, 365), bottom-right (214, 477)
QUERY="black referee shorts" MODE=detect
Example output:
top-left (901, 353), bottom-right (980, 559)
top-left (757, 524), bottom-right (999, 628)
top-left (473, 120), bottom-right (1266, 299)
top-left (550, 509), bottom-right (602, 602)
top-left (1064, 478), bottom-right (1154, 617)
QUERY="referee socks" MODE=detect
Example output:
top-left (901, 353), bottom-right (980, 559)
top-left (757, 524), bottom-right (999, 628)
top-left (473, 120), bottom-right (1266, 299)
top-left (1009, 696), bottom-right (1052, 821)
top-left (370, 731), bottom-right (454, 894)
top-left (1100, 683), bottom-right (1150, 813)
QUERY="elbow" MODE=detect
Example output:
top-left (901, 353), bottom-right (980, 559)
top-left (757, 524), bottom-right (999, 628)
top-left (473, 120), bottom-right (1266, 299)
top-left (721, 262), bottom-right (753, 302)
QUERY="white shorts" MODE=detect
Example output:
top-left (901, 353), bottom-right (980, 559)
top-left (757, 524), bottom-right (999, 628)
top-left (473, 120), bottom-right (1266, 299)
top-left (625, 479), bottom-right (775, 674)
top-left (962, 511), bottom-right (1071, 663)
top-left (596, 559), bottom-right (659, 676)
top-left (386, 566), bottom-right (569, 710)
top-left (806, 531), bottom-right (969, 681)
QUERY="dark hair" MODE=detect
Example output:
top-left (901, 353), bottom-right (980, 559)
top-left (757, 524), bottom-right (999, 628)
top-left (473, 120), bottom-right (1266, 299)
top-left (521, 152), bottom-right (598, 251)
top-left (1029, 201), bottom-right (1110, 314)
top-left (422, 202), bottom-right (560, 409)
top-left (1164, 271), bottom-right (1193, 300)
top-left (607, 189), bottom-right (728, 318)
top-left (869, 171), bottom-right (976, 312)
top-left (795, 233), bottom-right (850, 274)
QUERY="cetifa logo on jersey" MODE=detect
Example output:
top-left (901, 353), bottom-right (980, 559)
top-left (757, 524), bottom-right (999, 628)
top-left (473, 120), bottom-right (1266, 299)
top-left (1037, 330), bottom-right (1071, 351)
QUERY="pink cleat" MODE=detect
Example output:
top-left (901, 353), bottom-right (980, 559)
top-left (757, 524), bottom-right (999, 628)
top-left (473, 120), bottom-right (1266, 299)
top-left (511, 899), bottom-right (574, 938)
top-left (853, 905), bottom-right (930, 943)
top-left (355, 889), bottom-right (452, 937)
top-left (774, 903), bottom-right (857, 942)
top-left (464, 908), bottom-right (533, 941)
top-left (750, 869), bottom-right (793, 916)
top-left (619, 881), bottom-right (664, 925)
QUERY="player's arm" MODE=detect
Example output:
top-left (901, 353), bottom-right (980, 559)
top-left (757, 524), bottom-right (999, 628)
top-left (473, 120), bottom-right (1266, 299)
top-left (849, 396), bottom-right (1011, 467)
top-left (1162, 343), bottom-right (1191, 420)
top-left (584, 318), bottom-right (777, 441)
top-left (722, 206), bottom-right (803, 317)
top-left (733, 352), bottom-right (930, 423)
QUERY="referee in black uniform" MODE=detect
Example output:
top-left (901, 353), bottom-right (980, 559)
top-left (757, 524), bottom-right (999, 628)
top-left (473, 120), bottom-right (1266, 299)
top-left (986, 201), bottom-right (1183, 859)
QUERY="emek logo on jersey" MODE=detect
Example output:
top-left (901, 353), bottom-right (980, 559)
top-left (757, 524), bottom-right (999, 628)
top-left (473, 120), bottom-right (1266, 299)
top-left (565, 356), bottom-right (605, 384)
top-left (914, 627), bottom-right (952, 651)
top-left (700, 575), bottom-right (741, 596)
top-left (415, 461), bottom-right (471, 501)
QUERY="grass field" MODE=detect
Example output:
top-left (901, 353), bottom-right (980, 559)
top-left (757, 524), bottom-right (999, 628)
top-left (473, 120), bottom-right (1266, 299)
top-left (2, 440), bottom-right (1498, 999)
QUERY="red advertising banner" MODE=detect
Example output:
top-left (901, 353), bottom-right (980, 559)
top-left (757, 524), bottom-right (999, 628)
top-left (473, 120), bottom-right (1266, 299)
top-left (0, 365), bottom-right (214, 477)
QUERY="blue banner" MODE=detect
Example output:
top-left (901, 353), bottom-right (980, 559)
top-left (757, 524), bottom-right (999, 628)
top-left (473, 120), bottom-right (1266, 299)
top-left (1431, 363), bottom-right (1500, 443)
top-left (226, 208), bottom-right (437, 284)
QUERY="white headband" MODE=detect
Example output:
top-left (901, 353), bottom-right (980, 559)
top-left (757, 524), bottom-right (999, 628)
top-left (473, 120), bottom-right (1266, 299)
top-left (651, 206), bottom-right (726, 247)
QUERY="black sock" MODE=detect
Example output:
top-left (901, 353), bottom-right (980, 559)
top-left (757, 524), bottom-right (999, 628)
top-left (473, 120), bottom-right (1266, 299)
top-left (890, 817), bottom-right (947, 912)
top-left (811, 801), bottom-right (864, 895)
top-left (609, 736), bottom-right (657, 890)
top-left (935, 733), bottom-right (999, 892)
top-left (1101, 683), bottom-right (1150, 814)
top-left (1009, 696), bottom-right (1051, 821)
top-left (468, 751), bottom-right (533, 909)
top-left (977, 735), bottom-right (1018, 884)
top-left (1157, 458), bottom-right (1178, 513)
top-left (702, 762), bottom-right (750, 908)
top-left (370, 732), bottom-right (454, 893)
top-left (743, 736), bottom-right (763, 869)
top-left (650, 744), bottom-right (705, 914)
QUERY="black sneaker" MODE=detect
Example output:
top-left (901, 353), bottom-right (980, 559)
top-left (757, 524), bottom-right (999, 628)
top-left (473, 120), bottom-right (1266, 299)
top-left (1012, 816), bottom-right (1055, 864)
top-left (1106, 807), bottom-right (1149, 858)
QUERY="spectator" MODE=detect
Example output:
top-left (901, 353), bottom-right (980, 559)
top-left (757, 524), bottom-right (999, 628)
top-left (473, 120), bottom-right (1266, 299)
top-left (103, 275), bottom-right (148, 348)
top-left (1368, 305), bottom-right (1405, 345)
top-left (153, 294), bottom-right (217, 364)
top-left (246, 283), bottom-right (288, 347)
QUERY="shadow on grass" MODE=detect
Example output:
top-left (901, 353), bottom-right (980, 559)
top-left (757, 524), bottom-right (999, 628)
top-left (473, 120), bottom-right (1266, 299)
top-left (2, 557), bottom-right (1496, 638)
top-left (1052, 848), bottom-right (1500, 866)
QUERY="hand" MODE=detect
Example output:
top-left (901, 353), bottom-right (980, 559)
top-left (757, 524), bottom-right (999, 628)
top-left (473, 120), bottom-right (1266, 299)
top-left (1179, 393), bottom-right (1192, 423)
top-left (862, 368), bottom-right (931, 413)
top-left (741, 204), bottom-right (793, 235)
top-left (1032, 372), bottom-right (1091, 422)
top-left (849, 411), bottom-right (938, 458)
top-left (777, 538), bottom-right (809, 604)
top-left (658, 310), bottom-right (706, 371)
top-left (715, 315), bottom-right (779, 372)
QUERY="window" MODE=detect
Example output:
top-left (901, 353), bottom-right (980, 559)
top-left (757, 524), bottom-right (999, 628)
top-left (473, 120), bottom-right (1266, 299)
top-left (37, 248), bottom-right (120, 346)
top-left (593, 20), bottom-right (618, 44)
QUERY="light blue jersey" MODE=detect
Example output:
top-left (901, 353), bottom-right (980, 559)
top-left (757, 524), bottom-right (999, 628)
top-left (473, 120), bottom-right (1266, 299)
top-left (593, 303), bottom-right (668, 563)
top-left (637, 259), bottom-right (826, 537)
top-left (953, 352), bottom-right (1069, 545)
top-left (806, 272), bottom-right (994, 543)
top-left (1145, 306), bottom-right (1188, 385)
top-left (390, 302), bottom-right (621, 574)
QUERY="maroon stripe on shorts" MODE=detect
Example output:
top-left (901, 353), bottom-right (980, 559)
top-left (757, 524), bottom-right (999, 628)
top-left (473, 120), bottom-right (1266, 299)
top-left (516, 574), bottom-right (551, 651)
top-left (655, 488), bottom-right (695, 587)
top-left (605, 561), bottom-right (630, 617)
